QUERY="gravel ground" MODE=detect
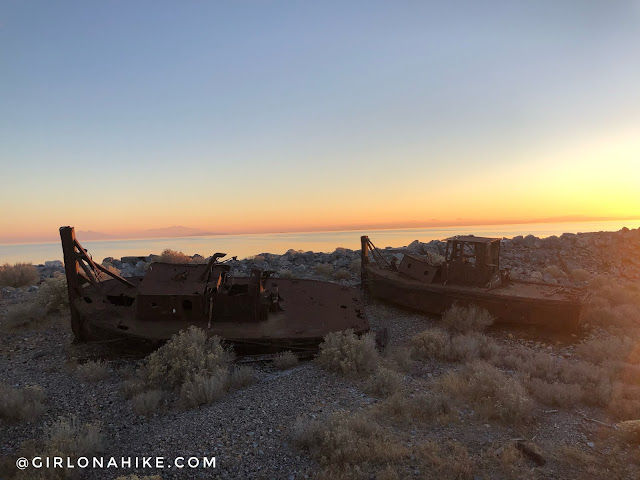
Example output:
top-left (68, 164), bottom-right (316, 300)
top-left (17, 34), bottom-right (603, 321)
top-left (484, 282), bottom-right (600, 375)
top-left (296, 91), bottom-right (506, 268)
top-left (1, 288), bottom-right (639, 479)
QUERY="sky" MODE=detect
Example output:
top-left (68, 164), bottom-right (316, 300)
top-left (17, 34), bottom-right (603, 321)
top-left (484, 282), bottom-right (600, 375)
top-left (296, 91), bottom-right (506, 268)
top-left (1, 1), bottom-right (639, 243)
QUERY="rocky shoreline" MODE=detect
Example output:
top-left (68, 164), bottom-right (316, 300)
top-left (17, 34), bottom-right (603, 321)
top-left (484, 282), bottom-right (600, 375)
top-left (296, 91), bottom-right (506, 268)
top-left (21, 227), bottom-right (640, 288)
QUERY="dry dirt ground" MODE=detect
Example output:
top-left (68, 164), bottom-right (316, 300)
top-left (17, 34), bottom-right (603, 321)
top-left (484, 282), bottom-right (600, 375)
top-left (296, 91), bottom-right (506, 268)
top-left (1, 287), bottom-right (639, 480)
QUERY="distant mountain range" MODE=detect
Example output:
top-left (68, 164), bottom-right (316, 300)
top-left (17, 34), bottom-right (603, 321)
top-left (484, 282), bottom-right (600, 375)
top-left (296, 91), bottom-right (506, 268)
top-left (135, 226), bottom-right (221, 238)
top-left (76, 226), bottom-right (223, 241)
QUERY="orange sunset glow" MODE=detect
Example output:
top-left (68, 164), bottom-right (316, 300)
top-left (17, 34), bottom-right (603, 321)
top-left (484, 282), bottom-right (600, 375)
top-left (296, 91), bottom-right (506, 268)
top-left (1, 2), bottom-right (639, 244)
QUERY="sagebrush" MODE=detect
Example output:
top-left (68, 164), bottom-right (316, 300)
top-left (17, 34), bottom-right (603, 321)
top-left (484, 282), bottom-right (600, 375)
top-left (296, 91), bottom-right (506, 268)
top-left (317, 330), bottom-right (379, 377)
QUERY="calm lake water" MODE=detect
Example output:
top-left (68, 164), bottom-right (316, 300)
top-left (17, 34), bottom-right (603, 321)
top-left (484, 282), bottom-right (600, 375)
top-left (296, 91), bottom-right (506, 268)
top-left (2, 219), bottom-right (639, 265)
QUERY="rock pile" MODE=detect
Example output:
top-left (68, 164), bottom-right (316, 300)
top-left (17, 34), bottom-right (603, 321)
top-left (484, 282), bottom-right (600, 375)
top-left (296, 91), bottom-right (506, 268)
top-left (24, 227), bottom-right (640, 288)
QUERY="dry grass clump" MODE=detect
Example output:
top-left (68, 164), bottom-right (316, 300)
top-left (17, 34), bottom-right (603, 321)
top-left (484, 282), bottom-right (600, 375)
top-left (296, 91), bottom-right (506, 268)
top-left (317, 330), bottom-right (379, 377)
top-left (410, 328), bottom-right (450, 359)
top-left (273, 351), bottom-right (299, 370)
top-left (36, 275), bottom-right (69, 313)
top-left (1, 275), bottom-right (69, 330)
top-left (364, 368), bottom-right (404, 398)
top-left (493, 345), bottom-right (616, 409)
top-left (543, 265), bottom-right (565, 279)
top-left (332, 269), bottom-right (352, 280)
top-left (589, 276), bottom-right (640, 304)
top-left (349, 259), bottom-right (361, 274)
top-left (414, 440), bottom-right (474, 479)
top-left (0, 383), bottom-right (46, 423)
top-left (575, 335), bottom-right (637, 365)
top-left (228, 365), bottom-right (256, 389)
top-left (524, 377), bottom-right (584, 408)
top-left (246, 255), bottom-right (265, 264)
top-left (495, 443), bottom-right (527, 478)
top-left (434, 361), bottom-right (534, 424)
top-left (582, 277), bottom-right (640, 330)
top-left (554, 445), bottom-right (597, 470)
top-left (6, 415), bottom-right (102, 480)
top-left (583, 302), bottom-right (640, 331)
top-left (609, 383), bottom-right (640, 420)
top-left (410, 328), bottom-right (499, 362)
top-left (570, 268), bottom-right (591, 283)
top-left (2, 302), bottom-right (46, 330)
top-left (120, 368), bottom-right (150, 399)
top-left (314, 263), bottom-right (334, 276)
top-left (131, 390), bottom-right (164, 416)
top-left (293, 411), bottom-right (408, 468)
top-left (449, 332), bottom-right (501, 362)
top-left (159, 249), bottom-right (192, 263)
top-left (441, 303), bottom-right (494, 333)
top-left (0, 262), bottom-right (39, 287)
top-left (46, 415), bottom-right (103, 456)
top-left (382, 347), bottom-right (414, 372)
top-left (617, 419), bottom-right (640, 444)
top-left (372, 392), bottom-right (453, 425)
top-left (180, 372), bottom-right (227, 408)
top-left (277, 269), bottom-right (295, 279)
top-left (77, 360), bottom-right (110, 382)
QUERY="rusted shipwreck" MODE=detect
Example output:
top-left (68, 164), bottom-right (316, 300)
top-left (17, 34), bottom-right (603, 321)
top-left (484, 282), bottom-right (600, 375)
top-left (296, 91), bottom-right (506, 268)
top-left (59, 226), bottom-right (368, 351)
top-left (361, 235), bottom-right (590, 330)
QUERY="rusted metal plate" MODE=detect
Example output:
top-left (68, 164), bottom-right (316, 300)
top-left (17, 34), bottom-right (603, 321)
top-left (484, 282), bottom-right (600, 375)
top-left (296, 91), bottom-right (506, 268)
top-left (448, 235), bottom-right (500, 244)
top-left (398, 255), bottom-right (438, 283)
top-left (75, 277), bottom-right (368, 350)
top-left (138, 263), bottom-right (226, 295)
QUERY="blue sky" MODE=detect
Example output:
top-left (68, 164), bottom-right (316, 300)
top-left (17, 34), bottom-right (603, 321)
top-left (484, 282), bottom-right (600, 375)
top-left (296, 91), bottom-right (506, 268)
top-left (1, 1), bottom-right (639, 242)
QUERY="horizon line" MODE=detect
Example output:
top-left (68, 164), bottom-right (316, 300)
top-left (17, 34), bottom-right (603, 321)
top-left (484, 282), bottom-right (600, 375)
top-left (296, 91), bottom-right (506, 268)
top-left (1, 215), bottom-right (639, 246)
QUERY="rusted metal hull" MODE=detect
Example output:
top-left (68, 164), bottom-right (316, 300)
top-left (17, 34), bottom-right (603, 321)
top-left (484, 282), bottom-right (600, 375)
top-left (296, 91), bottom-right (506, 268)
top-left (60, 226), bottom-right (369, 353)
top-left (363, 264), bottom-right (586, 331)
top-left (74, 276), bottom-right (368, 352)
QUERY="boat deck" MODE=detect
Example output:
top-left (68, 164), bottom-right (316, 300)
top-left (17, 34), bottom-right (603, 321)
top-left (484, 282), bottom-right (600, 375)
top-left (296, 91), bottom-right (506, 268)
top-left (368, 265), bottom-right (588, 304)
